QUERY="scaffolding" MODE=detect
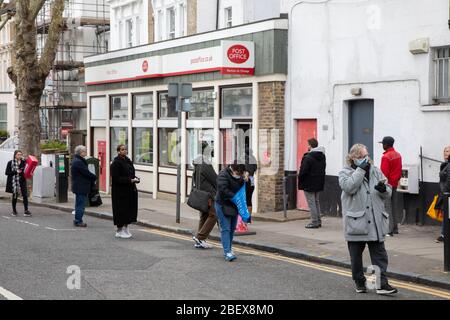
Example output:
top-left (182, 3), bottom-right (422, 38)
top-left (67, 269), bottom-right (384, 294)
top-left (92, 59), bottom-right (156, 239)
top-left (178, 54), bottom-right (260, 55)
top-left (37, 0), bottom-right (109, 140)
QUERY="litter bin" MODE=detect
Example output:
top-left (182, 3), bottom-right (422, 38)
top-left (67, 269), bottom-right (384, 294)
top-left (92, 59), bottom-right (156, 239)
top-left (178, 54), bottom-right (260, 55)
top-left (55, 153), bottom-right (69, 203)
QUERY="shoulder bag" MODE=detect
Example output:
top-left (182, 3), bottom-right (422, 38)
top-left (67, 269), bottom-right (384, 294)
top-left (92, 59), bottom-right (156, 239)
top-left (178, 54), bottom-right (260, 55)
top-left (187, 164), bottom-right (210, 213)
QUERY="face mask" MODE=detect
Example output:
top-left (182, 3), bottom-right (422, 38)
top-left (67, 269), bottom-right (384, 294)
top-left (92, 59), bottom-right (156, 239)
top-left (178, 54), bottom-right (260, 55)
top-left (354, 156), bottom-right (368, 166)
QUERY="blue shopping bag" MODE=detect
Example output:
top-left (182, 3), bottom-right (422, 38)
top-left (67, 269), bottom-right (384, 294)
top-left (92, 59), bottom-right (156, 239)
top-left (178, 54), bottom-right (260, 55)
top-left (231, 185), bottom-right (251, 223)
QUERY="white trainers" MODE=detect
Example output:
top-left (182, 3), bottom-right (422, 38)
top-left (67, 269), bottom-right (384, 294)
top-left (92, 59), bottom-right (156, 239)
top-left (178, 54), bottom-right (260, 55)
top-left (115, 229), bottom-right (123, 238)
top-left (120, 229), bottom-right (132, 239)
top-left (123, 227), bottom-right (132, 238)
top-left (199, 240), bottom-right (213, 249)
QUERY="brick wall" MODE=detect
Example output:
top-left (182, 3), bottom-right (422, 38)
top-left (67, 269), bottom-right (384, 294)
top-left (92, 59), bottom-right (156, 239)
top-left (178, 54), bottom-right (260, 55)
top-left (187, 0), bottom-right (197, 36)
top-left (257, 81), bottom-right (285, 213)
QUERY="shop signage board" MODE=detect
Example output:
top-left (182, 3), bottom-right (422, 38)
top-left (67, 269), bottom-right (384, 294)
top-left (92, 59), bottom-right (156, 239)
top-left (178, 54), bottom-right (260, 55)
top-left (86, 41), bottom-right (255, 85)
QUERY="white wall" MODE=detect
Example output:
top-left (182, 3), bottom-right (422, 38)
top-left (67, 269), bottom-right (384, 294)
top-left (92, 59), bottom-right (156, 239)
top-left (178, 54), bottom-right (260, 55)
top-left (109, 0), bottom-right (149, 50)
top-left (152, 0), bottom-right (187, 42)
top-left (196, 0), bottom-right (217, 33)
top-left (285, 0), bottom-right (450, 183)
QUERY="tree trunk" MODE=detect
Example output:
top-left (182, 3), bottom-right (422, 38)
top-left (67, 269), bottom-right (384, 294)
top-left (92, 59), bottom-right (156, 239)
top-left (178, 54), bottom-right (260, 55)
top-left (7, 0), bottom-right (65, 157)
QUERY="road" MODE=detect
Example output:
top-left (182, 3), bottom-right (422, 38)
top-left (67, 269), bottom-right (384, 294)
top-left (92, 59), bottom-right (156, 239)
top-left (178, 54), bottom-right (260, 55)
top-left (0, 202), bottom-right (449, 300)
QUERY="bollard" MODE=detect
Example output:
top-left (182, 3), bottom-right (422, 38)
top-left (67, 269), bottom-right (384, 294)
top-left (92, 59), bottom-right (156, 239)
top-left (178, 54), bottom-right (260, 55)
top-left (444, 195), bottom-right (450, 272)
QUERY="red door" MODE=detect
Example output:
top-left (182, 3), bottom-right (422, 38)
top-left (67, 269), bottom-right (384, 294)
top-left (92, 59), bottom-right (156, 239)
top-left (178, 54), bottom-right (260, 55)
top-left (297, 120), bottom-right (317, 210)
top-left (97, 140), bottom-right (107, 192)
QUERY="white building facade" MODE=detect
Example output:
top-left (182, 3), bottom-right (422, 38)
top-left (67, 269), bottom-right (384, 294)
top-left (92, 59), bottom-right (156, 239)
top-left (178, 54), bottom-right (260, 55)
top-left (0, 12), bottom-right (17, 137)
top-left (283, 0), bottom-right (450, 224)
top-left (108, 0), bottom-right (148, 50)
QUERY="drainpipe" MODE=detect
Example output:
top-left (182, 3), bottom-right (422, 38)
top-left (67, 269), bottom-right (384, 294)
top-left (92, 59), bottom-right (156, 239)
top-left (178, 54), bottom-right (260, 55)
top-left (216, 0), bottom-right (220, 30)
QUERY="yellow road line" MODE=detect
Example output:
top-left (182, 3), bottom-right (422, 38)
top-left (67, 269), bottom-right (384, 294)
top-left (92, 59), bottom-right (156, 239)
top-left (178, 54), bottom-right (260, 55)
top-left (137, 228), bottom-right (450, 299)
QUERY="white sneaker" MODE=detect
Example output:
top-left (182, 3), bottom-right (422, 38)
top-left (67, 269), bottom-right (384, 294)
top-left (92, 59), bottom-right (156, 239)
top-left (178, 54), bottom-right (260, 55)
top-left (72, 210), bottom-right (75, 215)
top-left (115, 229), bottom-right (123, 238)
top-left (199, 240), bottom-right (213, 249)
top-left (123, 227), bottom-right (132, 238)
top-left (120, 229), bottom-right (132, 239)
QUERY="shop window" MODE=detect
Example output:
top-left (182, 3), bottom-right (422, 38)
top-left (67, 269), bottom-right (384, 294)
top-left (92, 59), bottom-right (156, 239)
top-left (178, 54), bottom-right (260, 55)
top-left (133, 128), bottom-right (153, 165)
top-left (221, 87), bottom-right (252, 118)
top-left (110, 127), bottom-right (128, 157)
top-left (159, 128), bottom-right (178, 167)
top-left (159, 93), bottom-right (177, 118)
top-left (187, 129), bottom-right (214, 170)
top-left (133, 93), bottom-right (153, 120)
top-left (111, 95), bottom-right (128, 120)
top-left (189, 90), bottom-right (214, 119)
top-left (90, 96), bottom-right (106, 120)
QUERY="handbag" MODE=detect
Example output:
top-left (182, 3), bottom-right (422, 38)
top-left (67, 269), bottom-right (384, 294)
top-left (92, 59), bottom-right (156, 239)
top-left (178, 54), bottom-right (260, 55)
top-left (426, 195), bottom-right (443, 222)
top-left (231, 185), bottom-right (251, 223)
top-left (187, 165), bottom-right (210, 213)
top-left (89, 184), bottom-right (103, 207)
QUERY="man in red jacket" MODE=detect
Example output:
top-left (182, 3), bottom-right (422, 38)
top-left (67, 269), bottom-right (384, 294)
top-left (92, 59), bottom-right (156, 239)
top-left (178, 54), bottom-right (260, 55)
top-left (379, 136), bottom-right (402, 236)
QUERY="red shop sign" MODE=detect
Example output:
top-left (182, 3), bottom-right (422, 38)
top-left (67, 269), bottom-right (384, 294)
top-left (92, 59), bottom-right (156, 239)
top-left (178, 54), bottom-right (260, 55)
top-left (227, 45), bottom-right (250, 64)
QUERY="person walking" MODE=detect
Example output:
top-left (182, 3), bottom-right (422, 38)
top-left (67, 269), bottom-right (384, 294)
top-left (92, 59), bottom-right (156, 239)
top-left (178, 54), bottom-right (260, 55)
top-left (111, 144), bottom-right (139, 239)
top-left (339, 143), bottom-right (397, 295)
top-left (215, 162), bottom-right (246, 262)
top-left (436, 146), bottom-right (450, 243)
top-left (5, 150), bottom-right (31, 217)
top-left (379, 136), bottom-right (402, 236)
top-left (71, 145), bottom-right (97, 227)
top-left (298, 138), bottom-right (326, 228)
top-left (192, 142), bottom-right (218, 249)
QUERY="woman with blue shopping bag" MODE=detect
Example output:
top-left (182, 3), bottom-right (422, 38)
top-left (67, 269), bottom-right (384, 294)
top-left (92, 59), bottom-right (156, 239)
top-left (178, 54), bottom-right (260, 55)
top-left (215, 162), bottom-right (246, 262)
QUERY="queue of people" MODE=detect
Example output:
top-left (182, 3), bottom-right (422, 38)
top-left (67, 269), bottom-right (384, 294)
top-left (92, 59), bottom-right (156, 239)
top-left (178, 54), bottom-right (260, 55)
top-left (4, 137), bottom-right (448, 296)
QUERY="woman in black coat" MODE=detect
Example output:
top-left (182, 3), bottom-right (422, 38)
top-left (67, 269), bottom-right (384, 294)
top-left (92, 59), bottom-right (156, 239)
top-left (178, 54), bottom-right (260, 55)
top-left (436, 146), bottom-right (450, 243)
top-left (214, 162), bottom-right (246, 261)
top-left (110, 144), bottom-right (139, 239)
top-left (5, 150), bottom-right (31, 217)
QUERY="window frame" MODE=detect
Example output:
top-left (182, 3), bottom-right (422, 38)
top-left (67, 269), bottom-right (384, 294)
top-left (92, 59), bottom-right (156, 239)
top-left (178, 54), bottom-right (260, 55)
top-left (132, 92), bottom-right (154, 120)
top-left (158, 91), bottom-right (177, 119)
top-left (110, 94), bottom-right (129, 120)
top-left (158, 127), bottom-right (179, 168)
top-left (110, 127), bottom-right (129, 159)
top-left (0, 103), bottom-right (7, 131)
top-left (434, 47), bottom-right (450, 103)
top-left (167, 7), bottom-right (176, 40)
top-left (133, 127), bottom-right (153, 166)
top-left (90, 96), bottom-right (107, 120)
top-left (225, 7), bottom-right (232, 28)
top-left (187, 88), bottom-right (215, 119)
top-left (220, 85), bottom-right (253, 119)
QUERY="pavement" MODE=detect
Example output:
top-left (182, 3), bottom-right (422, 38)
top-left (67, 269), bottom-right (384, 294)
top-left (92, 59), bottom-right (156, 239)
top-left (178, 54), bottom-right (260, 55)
top-left (0, 203), bottom-right (448, 300)
top-left (1, 190), bottom-right (450, 291)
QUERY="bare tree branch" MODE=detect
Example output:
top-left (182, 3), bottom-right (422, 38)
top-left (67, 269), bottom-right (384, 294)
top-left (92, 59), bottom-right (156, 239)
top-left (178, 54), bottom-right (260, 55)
top-left (30, 0), bottom-right (46, 21)
top-left (0, 14), bottom-right (11, 31)
top-left (38, 0), bottom-right (65, 77)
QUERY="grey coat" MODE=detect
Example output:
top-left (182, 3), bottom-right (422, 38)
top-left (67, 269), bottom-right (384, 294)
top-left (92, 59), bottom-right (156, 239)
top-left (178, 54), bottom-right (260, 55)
top-left (338, 165), bottom-right (392, 242)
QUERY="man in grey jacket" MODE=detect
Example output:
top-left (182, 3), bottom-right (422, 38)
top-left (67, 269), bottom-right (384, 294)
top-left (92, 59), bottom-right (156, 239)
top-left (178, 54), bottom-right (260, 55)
top-left (339, 143), bottom-right (398, 295)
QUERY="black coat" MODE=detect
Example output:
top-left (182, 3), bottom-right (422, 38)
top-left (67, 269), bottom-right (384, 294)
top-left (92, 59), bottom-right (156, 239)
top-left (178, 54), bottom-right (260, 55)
top-left (111, 156), bottom-right (138, 226)
top-left (298, 150), bottom-right (326, 192)
top-left (193, 156), bottom-right (217, 199)
top-left (439, 161), bottom-right (450, 193)
top-left (5, 160), bottom-right (27, 194)
top-left (71, 155), bottom-right (97, 195)
top-left (216, 167), bottom-right (245, 217)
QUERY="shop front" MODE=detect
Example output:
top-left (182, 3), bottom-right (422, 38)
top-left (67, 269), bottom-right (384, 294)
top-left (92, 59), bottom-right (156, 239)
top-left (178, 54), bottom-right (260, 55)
top-left (85, 18), bottom-right (288, 213)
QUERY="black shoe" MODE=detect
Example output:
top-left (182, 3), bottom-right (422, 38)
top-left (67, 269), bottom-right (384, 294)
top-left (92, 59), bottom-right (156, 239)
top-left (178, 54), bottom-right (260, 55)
top-left (436, 235), bottom-right (444, 243)
top-left (11, 212), bottom-right (17, 217)
top-left (74, 222), bottom-right (87, 228)
top-left (386, 233), bottom-right (394, 237)
top-left (24, 211), bottom-right (32, 217)
top-left (377, 283), bottom-right (398, 295)
top-left (393, 230), bottom-right (399, 235)
top-left (305, 223), bottom-right (320, 229)
top-left (355, 282), bottom-right (367, 293)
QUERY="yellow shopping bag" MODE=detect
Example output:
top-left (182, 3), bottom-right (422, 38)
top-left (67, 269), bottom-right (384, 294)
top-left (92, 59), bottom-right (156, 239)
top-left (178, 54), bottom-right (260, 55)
top-left (427, 195), bottom-right (444, 222)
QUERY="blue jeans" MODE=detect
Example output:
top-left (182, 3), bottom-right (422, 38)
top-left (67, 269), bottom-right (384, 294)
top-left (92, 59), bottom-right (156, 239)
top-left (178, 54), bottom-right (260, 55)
top-left (215, 202), bottom-right (238, 256)
top-left (74, 194), bottom-right (87, 224)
